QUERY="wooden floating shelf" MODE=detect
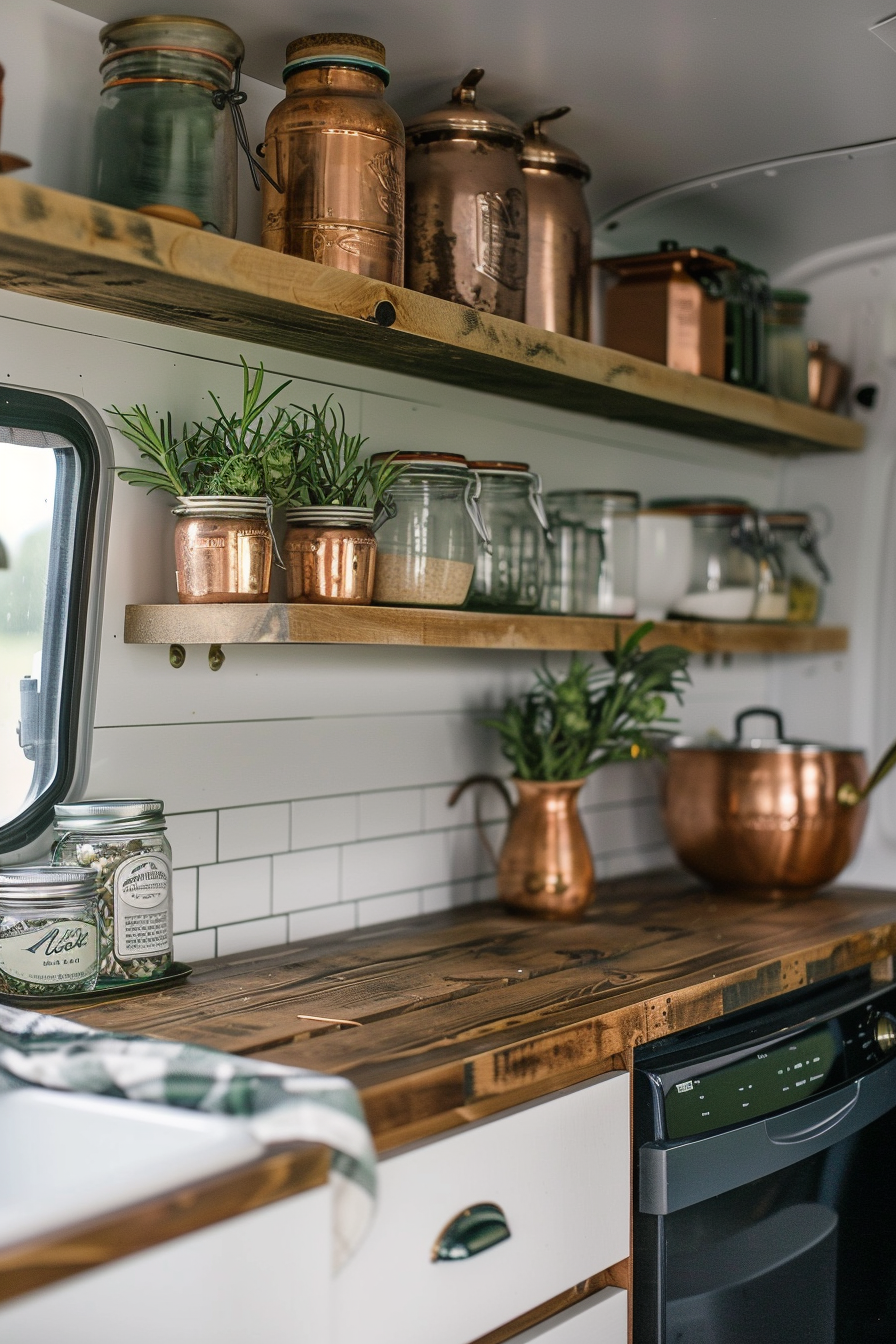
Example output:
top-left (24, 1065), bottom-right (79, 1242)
top-left (0, 178), bottom-right (863, 458)
top-left (124, 604), bottom-right (849, 655)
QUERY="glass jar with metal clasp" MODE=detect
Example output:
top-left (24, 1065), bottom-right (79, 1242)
top-left (542, 490), bottom-right (639, 616)
top-left (764, 510), bottom-right (831, 624)
top-left (467, 461), bottom-right (551, 611)
top-left (370, 453), bottom-right (490, 608)
top-left (651, 498), bottom-right (759, 621)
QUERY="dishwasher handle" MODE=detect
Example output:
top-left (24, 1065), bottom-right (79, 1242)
top-left (765, 1081), bottom-right (859, 1144)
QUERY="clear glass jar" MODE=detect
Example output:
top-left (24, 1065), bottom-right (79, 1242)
top-left (651, 498), bottom-right (759, 620)
top-left (52, 800), bottom-right (172, 982)
top-left (370, 453), bottom-right (490, 608)
top-left (543, 490), bottom-right (638, 616)
top-left (467, 462), bottom-right (550, 611)
top-left (752, 515), bottom-right (789, 622)
top-left (765, 511), bottom-right (831, 624)
top-left (90, 16), bottom-right (244, 236)
top-left (0, 867), bottom-right (100, 997)
top-left (765, 289), bottom-right (810, 404)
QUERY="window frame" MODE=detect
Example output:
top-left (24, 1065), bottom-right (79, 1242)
top-left (0, 388), bottom-right (104, 853)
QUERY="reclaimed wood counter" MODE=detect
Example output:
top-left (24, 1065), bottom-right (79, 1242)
top-left (62, 869), bottom-right (896, 1152)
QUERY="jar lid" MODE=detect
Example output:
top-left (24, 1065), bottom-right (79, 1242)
top-left (286, 505), bottom-right (375, 526)
top-left (284, 33), bottom-right (389, 85)
top-left (172, 495), bottom-right (268, 519)
top-left (405, 69), bottom-right (524, 146)
top-left (521, 108), bottom-right (590, 180)
top-left (649, 496), bottom-right (753, 517)
top-left (765, 510), bottom-right (811, 528)
top-left (99, 15), bottom-right (245, 67)
top-left (597, 246), bottom-right (736, 279)
top-left (0, 866), bottom-right (98, 897)
top-left (548, 489), bottom-right (640, 504)
top-left (467, 460), bottom-right (530, 472)
top-left (54, 800), bottom-right (166, 834)
top-left (370, 451), bottom-right (469, 467)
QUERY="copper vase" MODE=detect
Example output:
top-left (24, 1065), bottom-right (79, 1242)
top-left (173, 497), bottom-right (271, 604)
top-left (284, 506), bottom-right (377, 604)
top-left (450, 775), bottom-right (594, 919)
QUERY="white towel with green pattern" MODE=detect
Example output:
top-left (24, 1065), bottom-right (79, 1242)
top-left (0, 1003), bottom-right (376, 1268)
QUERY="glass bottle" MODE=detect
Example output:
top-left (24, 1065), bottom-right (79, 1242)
top-left (543, 490), bottom-right (638, 616)
top-left (765, 290), bottom-right (810, 403)
top-left (90, 16), bottom-right (244, 236)
top-left (765, 511), bottom-right (831, 624)
top-left (467, 462), bottom-right (550, 611)
top-left (0, 868), bottom-right (100, 997)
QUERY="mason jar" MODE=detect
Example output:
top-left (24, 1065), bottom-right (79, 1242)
top-left (651, 498), bottom-right (759, 620)
top-left (0, 867), bottom-right (100, 997)
top-left (765, 289), bottom-right (810, 404)
top-left (544, 490), bottom-right (639, 616)
top-left (52, 800), bottom-right (172, 982)
top-left (371, 453), bottom-right (490, 608)
top-left (90, 16), bottom-right (244, 236)
top-left (765, 510), bottom-right (831, 624)
top-left (467, 461), bottom-right (550, 611)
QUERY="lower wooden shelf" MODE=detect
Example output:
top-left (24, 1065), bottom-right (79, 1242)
top-left (123, 604), bottom-right (849, 655)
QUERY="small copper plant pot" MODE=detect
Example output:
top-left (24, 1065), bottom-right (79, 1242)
top-left (450, 774), bottom-right (595, 919)
top-left (173, 496), bottom-right (272, 604)
top-left (284, 506), bottom-right (377, 604)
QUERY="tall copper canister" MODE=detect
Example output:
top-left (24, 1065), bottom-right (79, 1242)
top-left (521, 108), bottom-right (591, 339)
top-left (260, 33), bottom-right (404, 283)
top-left (405, 69), bottom-right (527, 319)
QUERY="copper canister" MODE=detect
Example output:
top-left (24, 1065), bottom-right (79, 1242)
top-left (260, 33), bottom-right (404, 283)
top-left (597, 243), bottom-right (736, 379)
top-left (173, 497), bottom-right (271, 604)
top-left (521, 108), bottom-right (591, 339)
top-left (405, 69), bottom-right (527, 319)
top-left (284, 507), bottom-right (376, 604)
top-left (0, 62), bottom-right (30, 174)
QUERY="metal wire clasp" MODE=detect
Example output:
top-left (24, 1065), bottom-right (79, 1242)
top-left (212, 60), bottom-right (283, 193)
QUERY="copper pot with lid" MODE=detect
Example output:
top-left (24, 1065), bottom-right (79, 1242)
top-left (662, 706), bottom-right (896, 896)
top-left (405, 69), bottom-right (527, 318)
top-left (521, 107), bottom-right (591, 339)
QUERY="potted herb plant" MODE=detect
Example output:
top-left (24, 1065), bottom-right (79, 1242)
top-left (111, 358), bottom-right (296, 604)
top-left (450, 626), bottom-right (690, 918)
top-left (282, 398), bottom-right (404, 604)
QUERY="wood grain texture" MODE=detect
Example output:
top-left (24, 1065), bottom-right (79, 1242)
top-left (0, 1144), bottom-right (328, 1304)
top-left (0, 178), bottom-right (863, 457)
top-left (123, 603), bottom-right (850, 656)
top-left (59, 870), bottom-right (896, 1151)
top-left (468, 1261), bottom-right (629, 1344)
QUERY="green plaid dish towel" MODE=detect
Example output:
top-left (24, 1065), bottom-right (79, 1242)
top-left (0, 1004), bottom-right (376, 1268)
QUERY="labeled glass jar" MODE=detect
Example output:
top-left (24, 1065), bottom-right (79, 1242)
top-left (90, 16), bottom-right (245, 237)
top-left (543, 490), bottom-right (639, 616)
top-left (371, 454), bottom-right (490, 608)
top-left (0, 868), bottom-right (100, 997)
top-left (764, 511), bottom-right (831, 624)
top-left (52, 800), bottom-right (172, 982)
top-left (651, 499), bottom-right (759, 620)
top-left (467, 462), bottom-right (550, 611)
top-left (765, 289), bottom-right (810, 404)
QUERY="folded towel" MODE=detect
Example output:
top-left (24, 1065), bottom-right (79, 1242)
top-left (0, 1004), bottom-right (376, 1269)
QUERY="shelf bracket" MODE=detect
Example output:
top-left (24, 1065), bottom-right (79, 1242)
top-left (208, 644), bottom-right (225, 672)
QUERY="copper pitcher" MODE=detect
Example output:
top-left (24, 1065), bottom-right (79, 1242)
top-left (450, 774), bottom-right (594, 918)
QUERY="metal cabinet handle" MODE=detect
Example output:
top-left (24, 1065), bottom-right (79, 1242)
top-left (431, 1203), bottom-right (511, 1262)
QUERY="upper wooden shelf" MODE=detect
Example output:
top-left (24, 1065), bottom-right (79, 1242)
top-left (124, 603), bottom-right (848, 656)
top-left (0, 179), bottom-right (863, 458)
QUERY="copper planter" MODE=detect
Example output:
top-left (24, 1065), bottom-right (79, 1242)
top-left (284, 507), bottom-right (377, 604)
top-left (173, 497), bottom-right (271, 604)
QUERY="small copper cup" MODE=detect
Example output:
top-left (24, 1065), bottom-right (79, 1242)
top-left (173, 496), bottom-right (272, 604)
top-left (284, 506), bottom-right (377, 604)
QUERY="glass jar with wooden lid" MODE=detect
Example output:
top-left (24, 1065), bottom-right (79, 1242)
top-left (651, 498), bottom-right (759, 621)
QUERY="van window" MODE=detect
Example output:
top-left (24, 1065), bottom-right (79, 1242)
top-left (0, 392), bottom-right (100, 852)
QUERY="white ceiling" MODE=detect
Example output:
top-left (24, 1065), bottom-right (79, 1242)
top-left (59, 0), bottom-right (896, 272)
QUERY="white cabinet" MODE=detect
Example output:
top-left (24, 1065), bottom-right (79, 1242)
top-left (0, 1184), bottom-right (332, 1344)
top-left (334, 1071), bottom-right (630, 1344)
top-left (511, 1288), bottom-right (628, 1342)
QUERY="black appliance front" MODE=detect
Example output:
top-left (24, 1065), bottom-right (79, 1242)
top-left (633, 970), bottom-right (896, 1343)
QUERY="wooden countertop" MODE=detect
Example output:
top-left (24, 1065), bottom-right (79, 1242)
top-left (62, 869), bottom-right (896, 1152)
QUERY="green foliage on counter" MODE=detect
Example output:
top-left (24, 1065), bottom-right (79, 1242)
top-left (283, 397), bottom-right (404, 510)
top-left (485, 624), bottom-right (691, 781)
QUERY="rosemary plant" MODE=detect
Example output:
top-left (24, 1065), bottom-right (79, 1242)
top-left (110, 358), bottom-right (296, 503)
top-left (485, 625), bottom-right (691, 781)
top-left (285, 397), bottom-right (404, 509)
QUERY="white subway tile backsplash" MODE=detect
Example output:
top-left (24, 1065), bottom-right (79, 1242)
top-left (421, 880), bottom-right (478, 913)
top-left (218, 803), bottom-right (289, 861)
top-left (173, 928), bottom-right (216, 962)
top-left (358, 788), bottom-right (423, 840)
top-left (273, 847), bottom-right (340, 913)
top-left (357, 890), bottom-right (421, 927)
top-left (445, 822), bottom-right (502, 882)
top-left (291, 795), bottom-right (357, 850)
top-left (217, 915), bottom-right (288, 957)
top-left (166, 811), bottom-right (217, 867)
top-left (342, 830), bottom-right (449, 902)
top-left (288, 903), bottom-right (356, 942)
top-left (172, 867), bottom-right (198, 934)
top-left (198, 856), bottom-right (271, 927)
top-left (423, 780), bottom-right (508, 830)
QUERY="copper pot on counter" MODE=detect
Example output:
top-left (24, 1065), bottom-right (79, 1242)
top-left (405, 69), bottom-right (527, 319)
top-left (521, 107), bottom-right (591, 339)
top-left (662, 707), bottom-right (896, 897)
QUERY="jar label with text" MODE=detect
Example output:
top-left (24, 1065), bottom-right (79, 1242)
top-left (0, 921), bottom-right (98, 986)
top-left (114, 854), bottom-right (172, 961)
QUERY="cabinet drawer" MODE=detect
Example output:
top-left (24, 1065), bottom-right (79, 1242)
top-left (511, 1287), bottom-right (628, 1342)
top-left (334, 1071), bottom-right (630, 1344)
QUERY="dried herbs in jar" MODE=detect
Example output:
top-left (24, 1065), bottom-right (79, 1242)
top-left (53, 800), bottom-right (173, 981)
top-left (0, 867), bottom-right (100, 997)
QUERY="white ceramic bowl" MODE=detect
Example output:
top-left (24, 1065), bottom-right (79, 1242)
top-left (636, 512), bottom-right (694, 620)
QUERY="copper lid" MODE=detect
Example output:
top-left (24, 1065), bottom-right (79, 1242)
top-left (598, 244), bottom-right (736, 278)
top-left (765, 510), bottom-right (811, 528)
top-left (99, 15), bottom-right (244, 64)
top-left (467, 460), bottom-right (529, 471)
top-left (284, 32), bottom-right (388, 83)
top-left (405, 69), bottom-right (524, 146)
top-left (521, 108), bottom-right (590, 180)
top-left (370, 451), bottom-right (469, 465)
top-left (650, 496), bottom-right (753, 517)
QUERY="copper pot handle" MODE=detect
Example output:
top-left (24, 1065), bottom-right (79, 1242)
top-left (735, 706), bottom-right (784, 742)
top-left (839, 736), bottom-right (896, 808)
top-left (448, 774), bottom-right (514, 869)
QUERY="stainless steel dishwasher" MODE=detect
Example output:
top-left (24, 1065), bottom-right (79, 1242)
top-left (633, 968), bottom-right (896, 1343)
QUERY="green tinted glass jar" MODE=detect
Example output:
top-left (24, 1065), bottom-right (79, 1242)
top-left (0, 868), bottom-right (100, 997)
top-left (467, 462), bottom-right (550, 611)
top-left (52, 800), bottom-right (172, 982)
top-left (765, 289), bottom-right (810, 404)
top-left (89, 15), bottom-right (244, 236)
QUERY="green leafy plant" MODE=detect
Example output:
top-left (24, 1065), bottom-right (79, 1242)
top-left (485, 624), bottom-right (691, 781)
top-left (285, 397), bottom-right (404, 509)
top-left (110, 358), bottom-right (296, 503)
